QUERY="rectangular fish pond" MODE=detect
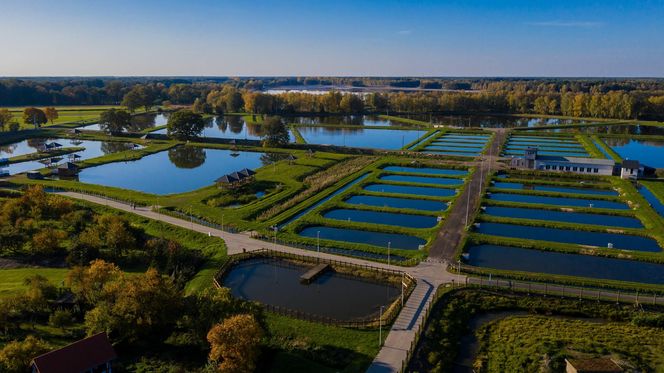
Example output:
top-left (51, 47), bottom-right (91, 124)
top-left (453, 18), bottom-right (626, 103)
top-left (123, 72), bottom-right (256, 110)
top-left (77, 146), bottom-right (270, 195)
top-left (490, 182), bottom-right (617, 196)
top-left (475, 222), bottom-right (661, 252)
top-left (488, 192), bottom-right (628, 210)
top-left (298, 126), bottom-right (427, 150)
top-left (382, 166), bottom-right (468, 176)
top-left (466, 244), bottom-right (664, 285)
top-left (379, 174), bottom-right (464, 186)
top-left (364, 183), bottom-right (457, 197)
top-left (482, 206), bottom-right (642, 228)
top-left (345, 195), bottom-right (448, 211)
top-left (323, 208), bottom-right (440, 228)
top-left (219, 251), bottom-right (412, 323)
top-left (299, 225), bottom-right (426, 250)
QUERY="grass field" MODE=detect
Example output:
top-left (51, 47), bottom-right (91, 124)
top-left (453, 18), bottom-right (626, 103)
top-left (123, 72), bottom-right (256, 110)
top-left (477, 315), bottom-right (664, 372)
top-left (3, 105), bottom-right (156, 129)
top-left (0, 268), bottom-right (69, 297)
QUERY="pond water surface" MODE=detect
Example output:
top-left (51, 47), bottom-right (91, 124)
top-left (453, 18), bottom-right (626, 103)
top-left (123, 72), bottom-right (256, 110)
top-left (324, 208), bottom-right (439, 228)
top-left (299, 226), bottom-right (426, 250)
top-left (491, 182), bottom-right (617, 196)
top-left (80, 113), bottom-right (168, 132)
top-left (476, 222), bottom-right (660, 251)
top-left (467, 244), bottom-right (664, 284)
top-left (488, 193), bottom-right (628, 209)
top-left (345, 195), bottom-right (447, 211)
top-left (606, 138), bottom-right (664, 168)
top-left (222, 257), bottom-right (400, 320)
top-left (3, 138), bottom-right (137, 175)
top-left (78, 147), bottom-right (267, 195)
top-left (364, 183), bottom-right (456, 197)
top-left (298, 127), bottom-right (426, 150)
top-left (483, 206), bottom-right (642, 228)
top-left (380, 174), bottom-right (463, 186)
top-left (382, 166), bottom-right (468, 176)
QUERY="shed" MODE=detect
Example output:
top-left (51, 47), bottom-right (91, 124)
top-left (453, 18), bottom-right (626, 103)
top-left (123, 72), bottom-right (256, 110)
top-left (565, 358), bottom-right (623, 373)
top-left (57, 162), bottom-right (80, 177)
top-left (31, 332), bottom-right (116, 373)
top-left (238, 168), bottom-right (256, 177)
top-left (620, 160), bottom-right (643, 180)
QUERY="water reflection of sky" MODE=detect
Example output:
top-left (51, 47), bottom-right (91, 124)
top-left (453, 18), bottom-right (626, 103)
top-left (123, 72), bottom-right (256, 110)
top-left (606, 138), bottom-right (664, 168)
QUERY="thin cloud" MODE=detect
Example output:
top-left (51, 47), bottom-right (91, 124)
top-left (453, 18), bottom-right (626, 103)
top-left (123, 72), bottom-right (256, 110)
top-left (397, 30), bottom-right (412, 35)
top-left (526, 21), bottom-right (603, 28)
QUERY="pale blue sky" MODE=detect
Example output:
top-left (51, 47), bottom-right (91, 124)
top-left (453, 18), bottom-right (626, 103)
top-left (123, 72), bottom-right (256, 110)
top-left (1, 0), bottom-right (663, 77)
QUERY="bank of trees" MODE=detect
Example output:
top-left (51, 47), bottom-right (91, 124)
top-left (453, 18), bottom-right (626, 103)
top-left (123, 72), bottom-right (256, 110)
top-left (3, 77), bottom-right (664, 120)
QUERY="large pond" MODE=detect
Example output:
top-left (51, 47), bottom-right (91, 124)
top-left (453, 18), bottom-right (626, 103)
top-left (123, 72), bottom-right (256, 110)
top-left (467, 244), bottom-right (664, 284)
top-left (153, 116), bottom-right (295, 142)
top-left (287, 115), bottom-right (417, 127)
top-left (323, 208), bottom-right (439, 228)
top-left (80, 113), bottom-right (169, 132)
top-left (78, 147), bottom-right (268, 195)
top-left (491, 182), bottom-right (617, 196)
top-left (476, 222), bottom-right (660, 252)
top-left (382, 166), bottom-right (468, 176)
top-left (488, 192), bottom-right (628, 210)
top-left (345, 195), bottom-right (447, 211)
top-left (574, 124), bottom-right (664, 136)
top-left (483, 206), bottom-right (642, 228)
top-left (605, 138), bottom-right (664, 168)
top-left (379, 174), bottom-right (463, 186)
top-left (298, 127), bottom-right (426, 150)
top-left (404, 114), bottom-right (585, 128)
top-left (222, 257), bottom-right (400, 320)
top-left (3, 138), bottom-right (137, 175)
top-left (364, 183), bottom-right (457, 197)
top-left (299, 226), bottom-right (426, 250)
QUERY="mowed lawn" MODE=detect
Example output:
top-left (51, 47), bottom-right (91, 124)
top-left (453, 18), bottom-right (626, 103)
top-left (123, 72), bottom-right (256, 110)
top-left (5, 105), bottom-right (120, 128)
top-left (0, 268), bottom-right (69, 297)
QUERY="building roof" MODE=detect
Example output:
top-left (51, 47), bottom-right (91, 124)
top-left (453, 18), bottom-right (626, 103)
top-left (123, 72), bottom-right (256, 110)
top-left (536, 155), bottom-right (615, 166)
top-left (31, 332), bottom-right (117, 373)
top-left (215, 174), bottom-right (239, 184)
top-left (238, 168), bottom-right (256, 177)
top-left (621, 160), bottom-right (640, 169)
top-left (58, 162), bottom-right (79, 170)
top-left (566, 358), bottom-right (623, 372)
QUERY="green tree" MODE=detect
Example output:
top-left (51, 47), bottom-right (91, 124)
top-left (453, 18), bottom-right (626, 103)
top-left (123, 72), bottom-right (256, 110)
top-left (44, 107), bottom-right (59, 124)
top-left (99, 109), bottom-right (132, 134)
top-left (0, 109), bottom-right (13, 131)
top-left (166, 110), bottom-right (205, 139)
top-left (261, 116), bottom-right (289, 147)
top-left (339, 94), bottom-right (364, 113)
top-left (121, 89), bottom-right (143, 113)
top-left (207, 314), bottom-right (264, 373)
top-left (22, 108), bottom-right (47, 128)
top-left (168, 146), bottom-right (207, 169)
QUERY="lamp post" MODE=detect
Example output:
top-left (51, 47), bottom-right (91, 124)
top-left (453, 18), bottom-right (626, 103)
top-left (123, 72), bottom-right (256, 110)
top-left (465, 181), bottom-right (471, 226)
top-left (387, 241), bottom-right (391, 266)
top-left (379, 305), bottom-right (384, 347)
top-left (478, 157), bottom-right (484, 199)
top-left (316, 230), bottom-right (320, 254)
top-left (189, 205), bottom-right (194, 229)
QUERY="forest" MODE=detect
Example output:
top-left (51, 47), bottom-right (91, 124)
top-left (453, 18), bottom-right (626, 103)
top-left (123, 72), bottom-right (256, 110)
top-left (1, 77), bottom-right (664, 120)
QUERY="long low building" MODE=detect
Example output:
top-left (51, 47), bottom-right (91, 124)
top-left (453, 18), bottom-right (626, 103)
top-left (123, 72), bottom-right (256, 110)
top-left (510, 147), bottom-right (615, 176)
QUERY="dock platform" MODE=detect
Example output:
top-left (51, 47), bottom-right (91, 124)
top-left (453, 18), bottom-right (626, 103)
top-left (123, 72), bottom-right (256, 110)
top-left (300, 263), bottom-right (330, 284)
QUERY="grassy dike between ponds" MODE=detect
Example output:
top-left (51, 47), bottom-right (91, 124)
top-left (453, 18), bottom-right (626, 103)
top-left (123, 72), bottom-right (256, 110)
top-left (272, 159), bottom-right (470, 263)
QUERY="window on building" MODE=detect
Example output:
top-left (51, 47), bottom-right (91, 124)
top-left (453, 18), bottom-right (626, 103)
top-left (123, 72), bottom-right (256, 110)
top-left (565, 166), bottom-right (571, 171)
top-left (545, 165), bottom-right (550, 170)
top-left (594, 168), bottom-right (599, 173)
top-left (573, 167), bottom-right (578, 171)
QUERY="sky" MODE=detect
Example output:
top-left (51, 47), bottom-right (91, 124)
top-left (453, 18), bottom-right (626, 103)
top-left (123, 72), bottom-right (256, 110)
top-left (1, 0), bottom-right (664, 77)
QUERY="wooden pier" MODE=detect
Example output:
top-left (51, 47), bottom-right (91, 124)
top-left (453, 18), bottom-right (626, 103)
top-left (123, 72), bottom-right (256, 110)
top-left (300, 263), bottom-right (330, 284)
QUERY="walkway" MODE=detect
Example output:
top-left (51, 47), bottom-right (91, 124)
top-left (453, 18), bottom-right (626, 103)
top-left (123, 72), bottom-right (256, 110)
top-left (54, 191), bottom-right (463, 373)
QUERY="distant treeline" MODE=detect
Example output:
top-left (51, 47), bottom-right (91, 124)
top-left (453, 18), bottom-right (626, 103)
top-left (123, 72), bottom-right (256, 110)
top-left (1, 77), bottom-right (664, 120)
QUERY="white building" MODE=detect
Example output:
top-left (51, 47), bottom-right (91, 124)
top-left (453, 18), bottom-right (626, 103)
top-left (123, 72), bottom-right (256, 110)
top-left (510, 147), bottom-right (615, 176)
top-left (620, 160), bottom-right (643, 180)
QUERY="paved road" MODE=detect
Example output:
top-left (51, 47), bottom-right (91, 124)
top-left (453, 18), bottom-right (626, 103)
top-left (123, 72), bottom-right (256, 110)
top-left (428, 129), bottom-right (508, 261)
